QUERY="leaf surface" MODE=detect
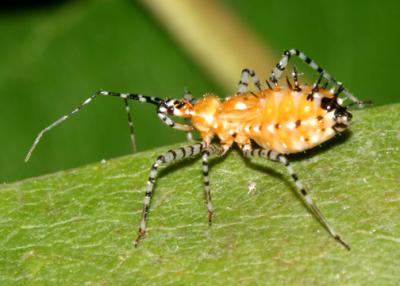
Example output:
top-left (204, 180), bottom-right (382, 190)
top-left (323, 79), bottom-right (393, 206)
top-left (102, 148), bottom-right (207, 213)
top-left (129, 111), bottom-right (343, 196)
top-left (1, 104), bottom-right (399, 285)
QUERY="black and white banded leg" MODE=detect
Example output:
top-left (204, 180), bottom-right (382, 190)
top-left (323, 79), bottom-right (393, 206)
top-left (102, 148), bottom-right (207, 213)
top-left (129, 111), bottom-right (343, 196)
top-left (243, 148), bottom-right (350, 250)
top-left (134, 142), bottom-right (224, 246)
top-left (25, 90), bottom-right (163, 162)
top-left (123, 98), bottom-right (136, 153)
top-left (182, 89), bottom-right (197, 142)
top-left (268, 49), bottom-right (364, 106)
top-left (182, 88), bottom-right (197, 105)
top-left (201, 144), bottom-right (225, 225)
top-left (237, 68), bottom-right (262, 94)
top-left (202, 150), bottom-right (213, 225)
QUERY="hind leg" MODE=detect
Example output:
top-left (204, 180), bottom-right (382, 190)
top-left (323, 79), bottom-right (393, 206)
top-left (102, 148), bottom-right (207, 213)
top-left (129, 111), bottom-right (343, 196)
top-left (268, 49), bottom-right (367, 107)
top-left (243, 148), bottom-right (350, 250)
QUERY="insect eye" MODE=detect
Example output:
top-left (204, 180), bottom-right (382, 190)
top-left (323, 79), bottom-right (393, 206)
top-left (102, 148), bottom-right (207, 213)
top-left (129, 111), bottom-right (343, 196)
top-left (167, 106), bottom-right (175, 114)
top-left (321, 97), bottom-right (336, 111)
top-left (175, 101), bottom-right (185, 109)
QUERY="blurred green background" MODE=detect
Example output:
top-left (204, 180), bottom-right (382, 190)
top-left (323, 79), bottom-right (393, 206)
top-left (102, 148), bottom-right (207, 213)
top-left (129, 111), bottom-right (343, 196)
top-left (1, 0), bottom-right (399, 183)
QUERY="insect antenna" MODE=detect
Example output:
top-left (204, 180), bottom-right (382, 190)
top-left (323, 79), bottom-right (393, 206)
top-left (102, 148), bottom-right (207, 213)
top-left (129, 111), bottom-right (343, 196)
top-left (25, 91), bottom-right (163, 162)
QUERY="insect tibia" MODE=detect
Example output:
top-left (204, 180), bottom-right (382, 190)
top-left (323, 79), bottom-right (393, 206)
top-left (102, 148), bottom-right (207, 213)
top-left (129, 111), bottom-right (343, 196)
top-left (347, 100), bottom-right (373, 109)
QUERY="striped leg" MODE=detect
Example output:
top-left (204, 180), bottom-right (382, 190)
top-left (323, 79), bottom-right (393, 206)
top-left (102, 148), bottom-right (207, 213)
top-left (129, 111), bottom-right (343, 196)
top-left (182, 88), bottom-right (197, 105)
top-left (243, 148), bottom-right (350, 250)
top-left (25, 90), bottom-right (163, 162)
top-left (134, 142), bottom-right (224, 246)
top-left (183, 89), bottom-right (196, 142)
top-left (237, 68), bottom-right (262, 94)
top-left (202, 144), bottom-right (225, 225)
top-left (135, 142), bottom-right (207, 246)
top-left (202, 150), bottom-right (213, 225)
top-left (123, 98), bottom-right (136, 153)
top-left (268, 49), bottom-right (364, 106)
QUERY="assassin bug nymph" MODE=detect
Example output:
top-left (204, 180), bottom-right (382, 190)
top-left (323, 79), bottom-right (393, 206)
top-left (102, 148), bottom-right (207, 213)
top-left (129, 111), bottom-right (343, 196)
top-left (26, 49), bottom-right (368, 250)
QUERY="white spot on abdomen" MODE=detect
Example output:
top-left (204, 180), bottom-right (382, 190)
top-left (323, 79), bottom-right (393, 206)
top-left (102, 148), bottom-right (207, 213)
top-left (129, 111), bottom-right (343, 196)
top-left (253, 125), bottom-right (261, 133)
top-left (267, 124), bottom-right (275, 133)
top-left (287, 121), bottom-right (296, 130)
top-left (310, 134), bottom-right (320, 144)
top-left (234, 101), bottom-right (247, 110)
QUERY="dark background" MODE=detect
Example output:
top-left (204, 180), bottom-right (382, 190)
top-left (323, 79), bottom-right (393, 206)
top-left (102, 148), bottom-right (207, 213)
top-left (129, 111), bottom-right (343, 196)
top-left (1, 0), bottom-right (398, 182)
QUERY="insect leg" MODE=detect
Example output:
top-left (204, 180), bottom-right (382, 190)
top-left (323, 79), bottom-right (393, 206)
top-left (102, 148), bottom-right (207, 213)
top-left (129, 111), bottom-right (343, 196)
top-left (243, 148), bottom-right (350, 250)
top-left (182, 88), bottom-right (197, 105)
top-left (183, 88), bottom-right (196, 142)
top-left (135, 142), bottom-right (207, 246)
top-left (123, 98), bottom-right (136, 153)
top-left (237, 68), bottom-right (262, 94)
top-left (201, 144), bottom-right (225, 225)
top-left (268, 49), bottom-right (364, 106)
top-left (202, 150), bottom-right (213, 225)
top-left (25, 91), bottom-right (163, 162)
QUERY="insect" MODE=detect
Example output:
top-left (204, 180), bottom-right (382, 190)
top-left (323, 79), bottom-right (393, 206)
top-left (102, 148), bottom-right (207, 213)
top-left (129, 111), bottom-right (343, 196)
top-left (26, 49), bottom-right (367, 250)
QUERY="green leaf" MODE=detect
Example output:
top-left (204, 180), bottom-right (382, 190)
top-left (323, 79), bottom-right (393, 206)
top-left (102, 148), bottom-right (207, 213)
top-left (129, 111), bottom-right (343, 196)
top-left (1, 104), bottom-right (399, 285)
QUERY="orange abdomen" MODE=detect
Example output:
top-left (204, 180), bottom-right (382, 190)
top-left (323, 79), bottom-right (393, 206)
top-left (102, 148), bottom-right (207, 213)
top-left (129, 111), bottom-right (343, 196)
top-left (208, 87), bottom-right (337, 154)
top-left (245, 88), bottom-right (335, 153)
